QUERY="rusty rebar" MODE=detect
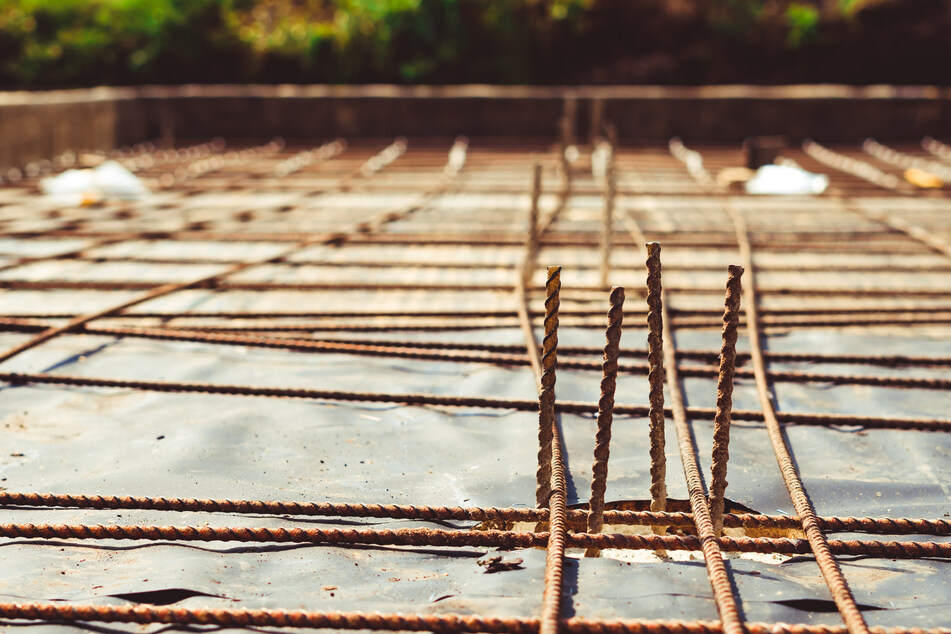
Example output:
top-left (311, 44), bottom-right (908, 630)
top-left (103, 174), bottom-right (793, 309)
top-left (559, 117), bottom-right (573, 196)
top-left (645, 243), bottom-right (668, 515)
top-left (4, 370), bottom-right (951, 431)
top-left (536, 267), bottom-right (561, 508)
top-left (539, 265), bottom-right (566, 634)
top-left (600, 160), bottom-right (615, 288)
top-left (709, 265), bottom-right (743, 536)
top-left (524, 160), bottom-right (543, 289)
top-left (0, 601), bottom-right (947, 634)
top-left (3, 491), bottom-right (950, 536)
top-left (587, 286), bottom-right (625, 545)
top-left (1, 520), bottom-right (948, 559)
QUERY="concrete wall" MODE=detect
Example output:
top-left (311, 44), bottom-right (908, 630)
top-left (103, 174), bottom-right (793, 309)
top-left (2, 84), bottom-right (951, 169)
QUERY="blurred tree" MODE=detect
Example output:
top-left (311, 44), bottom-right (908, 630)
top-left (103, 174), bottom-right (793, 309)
top-left (0, 0), bottom-right (947, 87)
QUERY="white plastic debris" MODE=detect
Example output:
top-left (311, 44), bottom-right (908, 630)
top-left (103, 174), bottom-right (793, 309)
top-left (39, 160), bottom-right (149, 205)
top-left (744, 164), bottom-right (829, 195)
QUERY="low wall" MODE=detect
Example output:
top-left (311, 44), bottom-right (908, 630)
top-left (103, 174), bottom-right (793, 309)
top-left (1, 84), bottom-right (950, 169)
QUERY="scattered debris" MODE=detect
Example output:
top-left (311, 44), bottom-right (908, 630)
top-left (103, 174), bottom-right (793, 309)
top-left (745, 164), bottom-right (829, 195)
top-left (477, 554), bottom-right (524, 573)
top-left (904, 167), bottom-right (943, 189)
top-left (39, 160), bottom-right (149, 205)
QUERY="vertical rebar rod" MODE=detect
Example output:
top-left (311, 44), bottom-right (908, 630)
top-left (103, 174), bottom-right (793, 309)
top-left (538, 266), bottom-right (566, 634)
top-left (645, 243), bottom-right (668, 513)
top-left (589, 99), bottom-right (604, 146)
top-left (586, 286), bottom-right (625, 548)
top-left (536, 267), bottom-right (561, 508)
top-left (516, 160), bottom-right (546, 383)
top-left (524, 161), bottom-right (542, 290)
top-left (600, 160), bottom-right (615, 289)
top-left (559, 116), bottom-right (573, 197)
top-left (562, 98), bottom-right (577, 149)
top-left (606, 122), bottom-right (619, 154)
top-left (710, 265), bottom-right (744, 536)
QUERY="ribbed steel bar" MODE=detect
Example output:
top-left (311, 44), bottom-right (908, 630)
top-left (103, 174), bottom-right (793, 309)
top-left (0, 521), bottom-right (948, 559)
top-left (539, 266), bottom-right (568, 634)
top-left (8, 278), bottom-right (951, 299)
top-left (709, 265), bottom-right (743, 536)
top-left (2, 491), bottom-right (949, 535)
top-left (4, 371), bottom-right (951, 431)
top-left (0, 602), bottom-right (948, 634)
top-left (587, 287), bottom-right (625, 540)
top-left (5, 318), bottom-right (951, 368)
top-left (17, 251), bottom-right (951, 275)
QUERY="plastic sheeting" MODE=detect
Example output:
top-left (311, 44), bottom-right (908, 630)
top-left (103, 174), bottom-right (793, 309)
top-left (0, 171), bottom-right (949, 631)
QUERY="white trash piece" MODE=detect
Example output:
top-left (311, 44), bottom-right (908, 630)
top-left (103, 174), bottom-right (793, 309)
top-left (744, 164), bottom-right (829, 195)
top-left (39, 160), bottom-right (149, 205)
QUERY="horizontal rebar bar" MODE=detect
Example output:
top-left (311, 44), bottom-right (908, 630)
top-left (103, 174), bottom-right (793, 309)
top-left (0, 521), bottom-right (947, 559)
top-left (0, 602), bottom-right (947, 634)
top-left (3, 371), bottom-right (949, 430)
top-left (1, 492), bottom-right (947, 535)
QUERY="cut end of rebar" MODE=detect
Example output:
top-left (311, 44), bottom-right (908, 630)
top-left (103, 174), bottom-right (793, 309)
top-left (609, 286), bottom-right (625, 304)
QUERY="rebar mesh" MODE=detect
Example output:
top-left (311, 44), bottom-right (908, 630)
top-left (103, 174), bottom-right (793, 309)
top-left (0, 133), bottom-right (949, 633)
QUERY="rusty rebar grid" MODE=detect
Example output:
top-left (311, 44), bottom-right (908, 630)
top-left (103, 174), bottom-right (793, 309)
top-left (1, 135), bottom-right (951, 633)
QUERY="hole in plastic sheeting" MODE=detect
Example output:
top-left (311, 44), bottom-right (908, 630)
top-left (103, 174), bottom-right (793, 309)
top-left (109, 588), bottom-right (226, 606)
top-left (772, 598), bottom-right (884, 613)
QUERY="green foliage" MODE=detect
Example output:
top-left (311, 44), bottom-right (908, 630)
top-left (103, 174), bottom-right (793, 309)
top-left (785, 2), bottom-right (819, 46)
top-left (0, 0), bottom-right (937, 86)
top-left (0, 0), bottom-right (599, 85)
top-left (0, 0), bottom-right (238, 84)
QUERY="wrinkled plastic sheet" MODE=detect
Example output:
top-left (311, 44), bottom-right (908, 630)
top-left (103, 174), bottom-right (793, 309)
top-left (0, 205), bottom-right (948, 631)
